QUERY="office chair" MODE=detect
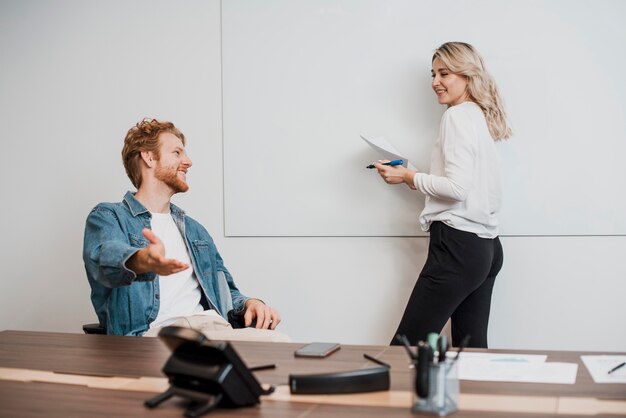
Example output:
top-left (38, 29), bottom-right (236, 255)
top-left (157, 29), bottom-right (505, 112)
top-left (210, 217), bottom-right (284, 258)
top-left (82, 310), bottom-right (250, 335)
top-left (82, 323), bottom-right (106, 334)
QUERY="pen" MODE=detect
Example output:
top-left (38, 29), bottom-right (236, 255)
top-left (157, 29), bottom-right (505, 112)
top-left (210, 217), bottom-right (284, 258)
top-left (366, 159), bottom-right (403, 169)
top-left (436, 337), bottom-right (447, 409)
top-left (452, 334), bottom-right (471, 362)
top-left (608, 362), bottom-right (625, 375)
top-left (437, 335), bottom-right (448, 363)
top-left (363, 353), bottom-right (391, 368)
top-left (427, 332), bottom-right (439, 352)
top-left (249, 364), bottom-right (276, 372)
top-left (416, 341), bottom-right (431, 398)
top-left (395, 334), bottom-right (417, 360)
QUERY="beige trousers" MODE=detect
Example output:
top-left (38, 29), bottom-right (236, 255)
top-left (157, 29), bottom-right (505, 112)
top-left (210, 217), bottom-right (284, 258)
top-left (143, 313), bottom-right (292, 343)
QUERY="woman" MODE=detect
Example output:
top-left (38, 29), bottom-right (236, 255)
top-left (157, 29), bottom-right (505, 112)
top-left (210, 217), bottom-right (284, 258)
top-left (374, 42), bottom-right (511, 348)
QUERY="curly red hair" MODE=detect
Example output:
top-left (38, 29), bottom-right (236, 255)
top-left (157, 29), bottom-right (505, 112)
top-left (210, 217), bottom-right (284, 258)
top-left (121, 118), bottom-right (185, 188)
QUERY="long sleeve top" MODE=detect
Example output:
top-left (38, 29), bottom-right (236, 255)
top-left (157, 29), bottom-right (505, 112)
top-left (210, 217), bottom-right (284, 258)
top-left (414, 101), bottom-right (501, 238)
top-left (83, 191), bottom-right (248, 335)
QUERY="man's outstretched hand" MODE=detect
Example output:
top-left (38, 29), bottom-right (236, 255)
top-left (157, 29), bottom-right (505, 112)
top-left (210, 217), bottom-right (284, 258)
top-left (127, 228), bottom-right (189, 276)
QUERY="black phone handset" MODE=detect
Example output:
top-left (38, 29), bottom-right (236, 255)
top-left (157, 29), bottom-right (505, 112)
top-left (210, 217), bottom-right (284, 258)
top-left (145, 326), bottom-right (275, 417)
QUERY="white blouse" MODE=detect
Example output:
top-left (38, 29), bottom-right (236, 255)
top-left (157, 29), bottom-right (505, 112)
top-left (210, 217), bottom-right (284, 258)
top-left (414, 101), bottom-right (502, 238)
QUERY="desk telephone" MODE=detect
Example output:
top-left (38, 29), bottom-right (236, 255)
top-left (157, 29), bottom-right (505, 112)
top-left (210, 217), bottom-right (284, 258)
top-left (144, 326), bottom-right (274, 417)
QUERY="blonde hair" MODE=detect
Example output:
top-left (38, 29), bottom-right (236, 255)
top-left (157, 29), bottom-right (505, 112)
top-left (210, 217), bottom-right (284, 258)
top-left (433, 42), bottom-right (512, 140)
top-left (122, 118), bottom-right (185, 188)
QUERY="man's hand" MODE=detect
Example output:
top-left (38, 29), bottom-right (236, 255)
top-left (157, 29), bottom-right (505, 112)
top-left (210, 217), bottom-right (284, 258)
top-left (126, 228), bottom-right (189, 275)
top-left (244, 299), bottom-right (281, 330)
top-left (374, 161), bottom-right (417, 190)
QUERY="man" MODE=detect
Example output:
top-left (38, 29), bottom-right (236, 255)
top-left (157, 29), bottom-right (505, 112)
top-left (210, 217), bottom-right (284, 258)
top-left (83, 118), bottom-right (288, 341)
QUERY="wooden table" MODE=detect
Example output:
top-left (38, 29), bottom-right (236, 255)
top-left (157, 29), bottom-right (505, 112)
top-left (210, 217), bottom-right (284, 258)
top-left (0, 330), bottom-right (624, 417)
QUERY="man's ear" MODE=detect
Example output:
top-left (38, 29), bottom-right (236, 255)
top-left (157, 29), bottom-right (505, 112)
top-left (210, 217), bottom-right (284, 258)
top-left (140, 151), bottom-right (156, 168)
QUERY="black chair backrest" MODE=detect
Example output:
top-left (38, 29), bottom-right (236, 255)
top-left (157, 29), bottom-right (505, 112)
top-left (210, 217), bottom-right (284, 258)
top-left (82, 323), bottom-right (106, 334)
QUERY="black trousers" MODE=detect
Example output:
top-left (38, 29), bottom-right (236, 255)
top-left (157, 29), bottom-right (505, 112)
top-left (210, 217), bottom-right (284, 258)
top-left (392, 221), bottom-right (503, 348)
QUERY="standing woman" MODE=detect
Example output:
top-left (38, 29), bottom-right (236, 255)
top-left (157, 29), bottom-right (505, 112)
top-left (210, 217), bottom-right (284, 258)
top-left (374, 42), bottom-right (511, 348)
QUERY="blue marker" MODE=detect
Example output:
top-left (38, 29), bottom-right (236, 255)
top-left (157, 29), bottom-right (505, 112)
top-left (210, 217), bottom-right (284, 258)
top-left (366, 159), bottom-right (403, 169)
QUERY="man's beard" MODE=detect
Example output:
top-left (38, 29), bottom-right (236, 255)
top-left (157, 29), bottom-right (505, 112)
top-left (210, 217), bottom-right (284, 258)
top-left (155, 163), bottom-right (189, 193)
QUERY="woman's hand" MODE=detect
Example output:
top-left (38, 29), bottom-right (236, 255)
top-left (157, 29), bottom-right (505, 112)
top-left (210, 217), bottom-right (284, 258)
top-left (373, 161), bottom-right (417, 190)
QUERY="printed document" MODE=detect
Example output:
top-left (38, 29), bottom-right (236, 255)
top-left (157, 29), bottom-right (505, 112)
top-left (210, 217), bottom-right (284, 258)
top-left (452, 352), bottom-right (578, 384)
top-left (360, 134), bottom-right (416, 170)
top-left (581, 355), bottom-right (626, 383)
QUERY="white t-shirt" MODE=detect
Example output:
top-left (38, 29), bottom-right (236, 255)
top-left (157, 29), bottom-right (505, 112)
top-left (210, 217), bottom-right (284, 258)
top-left (414, 101), bottom-right (501, 238)
top-left (149, 212), bottom-right (205, 329)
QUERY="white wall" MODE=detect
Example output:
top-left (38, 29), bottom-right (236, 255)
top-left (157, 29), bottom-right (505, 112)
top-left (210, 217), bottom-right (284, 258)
top-left (1, 0), bottom-right (624, 352)
top-left (222, 0), bottom-right (626, 237)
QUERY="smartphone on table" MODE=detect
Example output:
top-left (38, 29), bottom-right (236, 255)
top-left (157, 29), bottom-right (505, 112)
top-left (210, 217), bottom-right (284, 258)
top-left (294, 342), bottom-right (341, 358)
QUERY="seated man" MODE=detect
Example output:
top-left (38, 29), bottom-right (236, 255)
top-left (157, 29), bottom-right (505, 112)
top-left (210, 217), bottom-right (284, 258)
top-left (83, 118), bottom-right (289, 342)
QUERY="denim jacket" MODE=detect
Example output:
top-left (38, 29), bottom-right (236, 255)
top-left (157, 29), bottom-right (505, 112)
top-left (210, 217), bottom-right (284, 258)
top-left (83, 191), bottom-right (247, 336)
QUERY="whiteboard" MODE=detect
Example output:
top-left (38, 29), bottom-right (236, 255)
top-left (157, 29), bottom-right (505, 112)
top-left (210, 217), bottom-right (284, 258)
top-left (222, 0), bottom-right (626, 236)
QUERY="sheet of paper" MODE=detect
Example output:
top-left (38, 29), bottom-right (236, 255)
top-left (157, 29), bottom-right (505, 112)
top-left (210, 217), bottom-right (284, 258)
top-left (581, 355), bottom-right (626, 383)
top-left (449, 352), bottom-right (577, 384)
top-left (360, 134), bottom-right (416, 171)
top-left (452, 352), bottom-right (548, 363)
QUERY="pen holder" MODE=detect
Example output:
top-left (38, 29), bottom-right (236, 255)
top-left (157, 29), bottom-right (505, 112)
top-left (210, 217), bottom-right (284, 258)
top-left (412, 360), bottom-right (459, 416)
